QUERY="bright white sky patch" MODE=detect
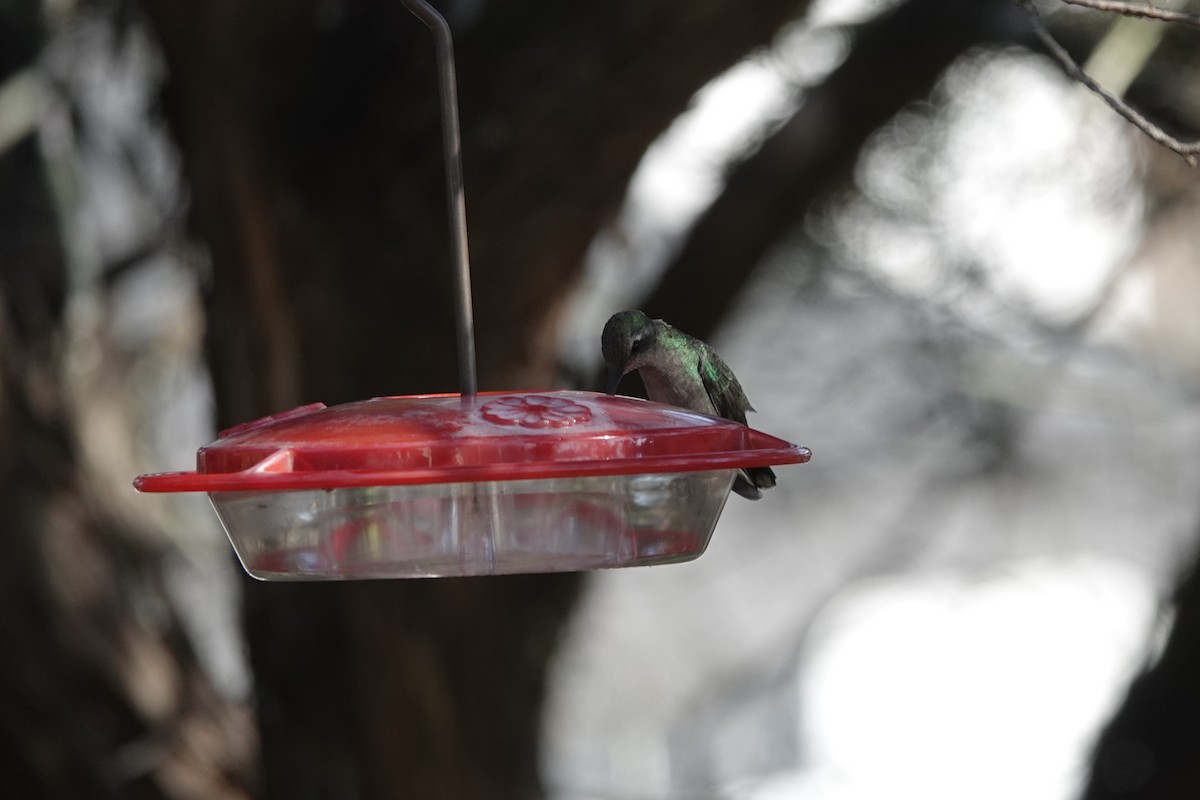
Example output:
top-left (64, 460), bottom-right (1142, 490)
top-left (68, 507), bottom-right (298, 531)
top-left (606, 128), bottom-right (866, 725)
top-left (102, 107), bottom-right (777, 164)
top-left (934, 55), bottom-right (1141, 320)
top-left (735, 557), bottom-right (1158, 800)
top-left (807, 0), bottom-right (906, 27)
top-left (846, 51), bottom-right (1142, 324)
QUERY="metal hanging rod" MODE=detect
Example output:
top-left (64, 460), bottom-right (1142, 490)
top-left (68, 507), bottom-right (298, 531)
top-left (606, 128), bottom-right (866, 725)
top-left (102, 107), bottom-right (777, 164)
top-left (400, 0), bottom-right (478, 398)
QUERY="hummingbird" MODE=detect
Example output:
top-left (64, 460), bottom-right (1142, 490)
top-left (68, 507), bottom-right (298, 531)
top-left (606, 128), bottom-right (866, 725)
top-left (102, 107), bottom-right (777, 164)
top-left (601, 309), bottom-right (776, 500)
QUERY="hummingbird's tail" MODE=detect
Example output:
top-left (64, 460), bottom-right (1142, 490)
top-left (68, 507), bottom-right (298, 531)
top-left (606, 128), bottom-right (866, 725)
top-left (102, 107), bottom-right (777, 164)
top-left (732, 465), bottom-right (776, 500)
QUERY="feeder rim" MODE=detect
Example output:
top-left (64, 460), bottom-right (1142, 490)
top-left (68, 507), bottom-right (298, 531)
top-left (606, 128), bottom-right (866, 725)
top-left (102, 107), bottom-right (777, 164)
top-left (134, 442), bottom-right (810, 494)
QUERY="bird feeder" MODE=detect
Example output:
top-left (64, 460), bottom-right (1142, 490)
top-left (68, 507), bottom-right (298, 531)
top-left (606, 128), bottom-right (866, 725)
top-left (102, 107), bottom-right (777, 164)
top-left (133, 0), bottom-right (810, 580)
top-left (135, 392), bottom-right (807, 579)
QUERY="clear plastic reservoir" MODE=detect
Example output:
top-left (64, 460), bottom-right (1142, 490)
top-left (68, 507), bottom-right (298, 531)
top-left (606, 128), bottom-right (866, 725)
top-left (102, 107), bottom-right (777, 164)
top-left (213, 471), bottom-right (734, 579)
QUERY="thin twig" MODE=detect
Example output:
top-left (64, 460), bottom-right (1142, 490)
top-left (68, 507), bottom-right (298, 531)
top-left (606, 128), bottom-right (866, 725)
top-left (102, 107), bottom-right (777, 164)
top-left (1060, 0), bottom-right (1200, 29)
top-left (1019, 0), bottom-right (1200, 166)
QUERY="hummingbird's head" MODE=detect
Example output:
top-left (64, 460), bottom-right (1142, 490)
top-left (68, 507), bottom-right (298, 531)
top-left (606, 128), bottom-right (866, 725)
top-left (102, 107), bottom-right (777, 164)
top-left (602, 310), bottom-right (658, 395)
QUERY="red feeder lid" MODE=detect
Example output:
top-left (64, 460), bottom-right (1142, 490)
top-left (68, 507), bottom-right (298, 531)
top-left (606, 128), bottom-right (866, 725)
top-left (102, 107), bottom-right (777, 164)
top-left (134, 390), bottom-right (810, 493)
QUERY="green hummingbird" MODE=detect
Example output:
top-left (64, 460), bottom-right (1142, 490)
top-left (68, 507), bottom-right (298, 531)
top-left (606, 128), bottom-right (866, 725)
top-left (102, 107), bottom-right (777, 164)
top-left (601, 309), bottom-right (777, 500)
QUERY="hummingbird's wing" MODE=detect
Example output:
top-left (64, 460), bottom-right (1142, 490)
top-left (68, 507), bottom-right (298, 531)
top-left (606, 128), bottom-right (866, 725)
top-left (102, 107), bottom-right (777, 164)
top-left (697, 345), bottom-right (776, 499)
top-left (697, 345), bottom-right (754, 425)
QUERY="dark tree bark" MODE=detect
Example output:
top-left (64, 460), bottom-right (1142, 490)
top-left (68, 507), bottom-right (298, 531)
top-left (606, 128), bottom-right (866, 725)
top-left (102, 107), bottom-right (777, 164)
top-left (0, 9), bottom-right (256, 796)
top-left (134, 1), bottom-right (812, 797)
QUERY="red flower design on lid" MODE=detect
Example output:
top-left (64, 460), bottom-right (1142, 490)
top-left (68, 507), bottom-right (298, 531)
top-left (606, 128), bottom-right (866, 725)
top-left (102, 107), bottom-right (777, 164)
top-left (480, 395), bottom-right (592, 428)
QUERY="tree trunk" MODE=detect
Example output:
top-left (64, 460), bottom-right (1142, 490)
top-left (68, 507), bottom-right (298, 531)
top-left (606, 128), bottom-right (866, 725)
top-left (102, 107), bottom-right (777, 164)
top-left (0, 59), bottom-right (254, 800)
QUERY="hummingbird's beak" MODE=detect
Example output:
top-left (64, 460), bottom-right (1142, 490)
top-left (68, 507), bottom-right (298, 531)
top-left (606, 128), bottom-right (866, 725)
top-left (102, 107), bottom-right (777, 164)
top-left (605, 366), bottom-right (624, 396)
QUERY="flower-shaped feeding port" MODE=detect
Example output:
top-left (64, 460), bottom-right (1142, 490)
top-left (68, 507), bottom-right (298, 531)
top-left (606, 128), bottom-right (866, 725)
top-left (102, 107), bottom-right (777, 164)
top-left (135, 390), bottom-right (810, 580)
top-left (480, 395), bottom-right (592, 428)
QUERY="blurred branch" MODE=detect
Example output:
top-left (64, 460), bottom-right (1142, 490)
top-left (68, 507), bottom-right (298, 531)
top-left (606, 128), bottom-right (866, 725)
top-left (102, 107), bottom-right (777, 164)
top-left (640, 0), bottom-right (1014, 342)
top-left (0, 68), bottom-right (41, 158)
top-left (1020, 0), bottom-right (1200, 166)
top-left (1060, 0), bottom-right (1200, 28)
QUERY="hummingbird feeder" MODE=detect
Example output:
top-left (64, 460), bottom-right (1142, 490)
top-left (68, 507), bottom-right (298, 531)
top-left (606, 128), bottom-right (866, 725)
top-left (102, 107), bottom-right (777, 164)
top-left (133, 0), bottom-right (810, 580)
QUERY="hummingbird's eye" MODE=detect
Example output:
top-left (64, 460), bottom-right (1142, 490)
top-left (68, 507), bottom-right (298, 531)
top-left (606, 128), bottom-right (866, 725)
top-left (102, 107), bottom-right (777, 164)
top-left (629, 336), bottom-right (646, 355)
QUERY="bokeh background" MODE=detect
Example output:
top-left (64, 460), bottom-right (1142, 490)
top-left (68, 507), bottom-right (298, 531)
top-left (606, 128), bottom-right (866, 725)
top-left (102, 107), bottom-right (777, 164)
top-left (3, 0), bottom-right (1200, 798)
